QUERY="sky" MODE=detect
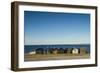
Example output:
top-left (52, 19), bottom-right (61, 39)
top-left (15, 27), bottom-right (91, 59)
top-left (24, 11), bottom-right (90, 45)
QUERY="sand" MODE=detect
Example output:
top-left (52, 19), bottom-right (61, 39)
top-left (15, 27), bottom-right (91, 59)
top-left (24, 53), bottom-right (90, 61)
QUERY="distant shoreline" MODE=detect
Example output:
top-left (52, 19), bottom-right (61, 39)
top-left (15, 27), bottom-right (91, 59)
top-left (24, 44), bottom-right (90, 54)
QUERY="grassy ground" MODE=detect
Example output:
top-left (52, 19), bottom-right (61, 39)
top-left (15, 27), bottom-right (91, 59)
top-left (24, 53), bottom-right (90, 61)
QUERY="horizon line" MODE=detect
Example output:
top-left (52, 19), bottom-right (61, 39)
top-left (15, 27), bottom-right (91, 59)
top-left (25, 43), bottom-right (90, 46)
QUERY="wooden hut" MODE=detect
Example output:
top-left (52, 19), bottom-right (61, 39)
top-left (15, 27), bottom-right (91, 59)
top-left (72, 48), bottom-right (79, 54)
top-left (67, 48), bottom-right (72, 54)
top-left (49, 48), bottom-right (53, 54)
top-left (44, 49), bottom-right (51, 54)
top-left (79, 48), bottom-right (87, 55)
top-left (52, 48), bottom-right (58, 54)
top-left (58, 48), bottom-right (64, 54)
top-left (64, 48), bottom-right (68, 54)
top-left (36, 48), bottom-right (44, 54)
top-left (29, 50), bottom-right (36, 55)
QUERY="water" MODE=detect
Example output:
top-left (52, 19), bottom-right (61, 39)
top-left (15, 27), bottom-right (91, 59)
top-left (24, 44), bottom-right (90, 53)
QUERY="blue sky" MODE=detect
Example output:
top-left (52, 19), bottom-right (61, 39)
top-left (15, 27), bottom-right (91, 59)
top-left (24, 11), bottom-right (90, 45)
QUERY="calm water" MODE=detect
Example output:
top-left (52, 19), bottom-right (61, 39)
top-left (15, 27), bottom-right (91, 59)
top-left (24, 44), bottom-right (90, 53)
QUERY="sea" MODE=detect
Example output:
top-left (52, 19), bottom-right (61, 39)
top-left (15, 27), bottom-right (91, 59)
top-left (24, 44), bottom-right (90, 53)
